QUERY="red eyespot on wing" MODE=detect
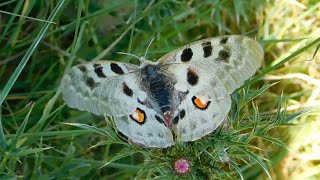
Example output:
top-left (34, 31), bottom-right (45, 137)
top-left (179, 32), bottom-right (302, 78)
top-left (130, 108), bottom-right (146, 124)
top-left (192, 96), bottom-right (210, 110)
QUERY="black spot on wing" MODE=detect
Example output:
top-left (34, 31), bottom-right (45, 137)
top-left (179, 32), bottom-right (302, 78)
top-left (219, 50), bottom-right (230, 61)
top-left (78, 65), bottom-right (87, 72)
top-left (122, 83), bottom-right (133, 97)
top-left (202, 41), bottom-right (212, 58)
top-left (110, 63), bottom-right (124, 74)
top-left (216, 49), bottom-right (230, 62)
top-left (187, 68), bottom-right (199, 86)
top-left (93, 64), bottom-right (107, 78)
top-left (86, 77), bottom-right (96, 90)
top-left (173, 109), bottom-right (186, 125)
top-left (155, 115), bottom-right (164, 124)
top-left (95, 66), bottom-right (106, 78)
top-left (220, 37), bottom-right (228, 44)
top-left (173, 115), bottom-right (179, 125)
top-left (180, 109), bottom-right (186, 119)
top-left (137, 98), bottom-right (145, 105)
top-left (181, 48), bottom-right (193, 62)
top-left (93, 63), bottom-right (100, 68)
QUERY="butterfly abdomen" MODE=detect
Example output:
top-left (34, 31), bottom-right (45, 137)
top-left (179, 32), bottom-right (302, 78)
top-left (141, 65), bottom-right (171, 113)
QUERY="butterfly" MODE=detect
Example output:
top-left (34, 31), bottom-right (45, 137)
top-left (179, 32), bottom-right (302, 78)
top-left (61, 35), bottom-right (263, 148)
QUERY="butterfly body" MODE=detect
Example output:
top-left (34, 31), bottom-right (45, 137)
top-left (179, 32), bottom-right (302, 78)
top-left (61, 35), bottom-right (264, 148)
top-left (140, 64), bottom-right (173, 115)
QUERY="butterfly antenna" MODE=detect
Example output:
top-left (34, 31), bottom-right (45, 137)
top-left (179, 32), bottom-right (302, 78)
top-left (117, 52), bottom-right (140, 60)
top-left (144, 33), bottom-right (158, 59)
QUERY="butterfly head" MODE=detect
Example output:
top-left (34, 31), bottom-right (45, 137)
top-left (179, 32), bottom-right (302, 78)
top-left (116, 52), bottom-right (157, 67)
top-left (163, 111), bottom-right (173, 128)
top-left (139, 57), bottom-right (158, 68)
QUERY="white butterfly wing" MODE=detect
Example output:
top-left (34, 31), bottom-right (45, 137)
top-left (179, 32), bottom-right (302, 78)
top-left (159, 35), bottom-right (263, 142)
top-left (169, 65), bottom-right (231, 141)
top-left (174, 95), bottom-right (231, 142)
top-left (160, 35), bottom-right (263, 94)
top-left (115, 105), bottom-right (174, 148)
top-left (61, 61), bottom-right (143, 116)
top-left (61, 61), bottom-right (173, 147)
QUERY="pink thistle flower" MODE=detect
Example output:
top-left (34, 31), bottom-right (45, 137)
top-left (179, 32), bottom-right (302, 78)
top-left (173, 158), bottom-right (190, 175)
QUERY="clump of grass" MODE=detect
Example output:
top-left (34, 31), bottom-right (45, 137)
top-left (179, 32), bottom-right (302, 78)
top-left (258, 1), bottom-right (320, 179)
top-left (1, 0), bottom-right (319, 179)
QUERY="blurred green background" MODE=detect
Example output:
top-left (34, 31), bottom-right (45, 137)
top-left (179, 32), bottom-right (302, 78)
top-left (1, 0), bottom-right (319, 179)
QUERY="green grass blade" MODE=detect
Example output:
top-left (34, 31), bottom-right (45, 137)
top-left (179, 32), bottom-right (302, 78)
top-left (8, 103), bottom-right (34, 151)
top-left (0, 108), bottom-right (7, 149)
top-left (100, 150), bottom-right (137, 169)
top-left (0, 10), bottom-right (56, 24)
top-left (62, 122), bottom-right (116, 141)
top-left (0, 0), bottom-right (17, 7)
top-left (0, 0), bottom-right (24, 43)
top-left (251, 37), bottom-right (320, 83)
top-left (13, 2), bottom-right (130, 49)
top-left (17, 147), bottom-right (52, 157)
top-left (0, 0), bottom-right (67, 106)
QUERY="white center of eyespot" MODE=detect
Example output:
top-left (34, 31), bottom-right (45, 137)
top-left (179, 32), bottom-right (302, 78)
top-left (199, 98), bottom-right (207, 105)
top-left (132, 112), bottom-right (139, 120)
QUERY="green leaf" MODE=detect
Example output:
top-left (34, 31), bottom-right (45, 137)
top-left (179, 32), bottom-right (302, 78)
top-left (229, 159), bottom-right (244, 180)
top-left (238, 147), bottom-right (272, 180)
top-left (257, 135), bottom-right (289, 150)
top-left (8, 103), bottom-right (34, 151)
top-left (17, 147), bottom-right (52, 157)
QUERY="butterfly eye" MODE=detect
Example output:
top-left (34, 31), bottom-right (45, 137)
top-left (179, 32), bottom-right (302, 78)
top-left (192, 96), bottom-right (211, 110)
top-left (130, 108), bottom-right (146, 124)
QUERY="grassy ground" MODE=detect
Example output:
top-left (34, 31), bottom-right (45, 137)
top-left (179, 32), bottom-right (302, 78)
top-left (1, 0), bottom-right (319, 179)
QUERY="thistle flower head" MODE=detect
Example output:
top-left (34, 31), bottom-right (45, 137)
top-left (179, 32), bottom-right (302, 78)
top-left (173, 158), bottom-right (190, 175)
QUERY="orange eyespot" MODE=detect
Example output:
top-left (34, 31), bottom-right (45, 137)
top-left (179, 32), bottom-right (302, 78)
top-left (192, 96), bottom-right (211, 110)
top-left (130, 108), bottom-right (146, 124)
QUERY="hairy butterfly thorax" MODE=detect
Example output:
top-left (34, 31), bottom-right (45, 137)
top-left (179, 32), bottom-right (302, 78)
top-left (61, 35), bottom-right (264, 148)
top-left (140, 63), bottom-right (175, 128)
